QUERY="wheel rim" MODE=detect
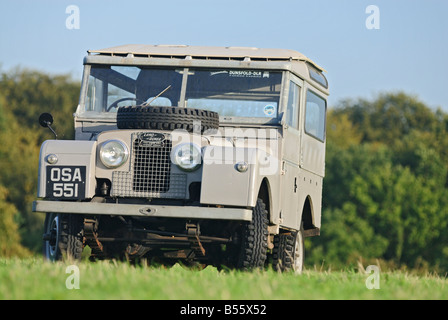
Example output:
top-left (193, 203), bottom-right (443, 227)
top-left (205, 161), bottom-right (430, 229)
top-left (293, 231), bottom-right (304, 274)
top-left (45, 214), bottom-right (60, 260)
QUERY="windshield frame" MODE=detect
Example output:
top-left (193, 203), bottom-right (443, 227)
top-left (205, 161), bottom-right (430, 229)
top-left (77, 64), bottom-right (287, 125)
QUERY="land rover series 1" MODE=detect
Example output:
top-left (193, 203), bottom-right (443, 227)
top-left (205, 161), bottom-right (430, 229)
top-left (33, 45), bottom-right (328, 273)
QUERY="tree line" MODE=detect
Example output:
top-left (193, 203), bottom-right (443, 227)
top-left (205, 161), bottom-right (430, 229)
top-left (0, 68), bottom-right (447, 272)
top-left (307, 93), bottom-right (448, 273)
top-left (0, 68), bottom-right (79, 254)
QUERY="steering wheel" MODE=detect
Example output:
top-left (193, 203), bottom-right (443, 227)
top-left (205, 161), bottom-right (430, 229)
top-left (106, 97), bottom-right (141, 112)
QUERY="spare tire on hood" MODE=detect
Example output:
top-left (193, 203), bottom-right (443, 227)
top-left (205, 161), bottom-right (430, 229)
top-left (116, 105), bottom-right (219, 134)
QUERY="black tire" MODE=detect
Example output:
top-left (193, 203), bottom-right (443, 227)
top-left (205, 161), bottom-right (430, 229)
top-left (117, 105), bottom-right (219, 134)
top-left (273, 224), bottom-right (304, 274)
top-left (236, 198), bottom-right (269, 270)
top-left (43, 213), bottom-right (84, 262)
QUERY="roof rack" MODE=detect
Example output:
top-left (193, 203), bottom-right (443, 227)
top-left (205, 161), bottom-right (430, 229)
top-left (87, 44), bottom-right (326, 72)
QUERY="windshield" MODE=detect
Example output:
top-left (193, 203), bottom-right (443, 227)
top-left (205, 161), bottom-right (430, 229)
top-left (81, 65), bottom-right (283, 122)
top-left (185, 70), bottom-right (282, 119)
top-left (84, 66), bottom-right (183, 113)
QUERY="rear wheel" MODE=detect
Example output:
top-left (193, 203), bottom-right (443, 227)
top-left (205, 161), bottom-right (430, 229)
top-left (43, 213), bottom-right (84, 262)
top-left (273, 224), bottom-right (304, 274)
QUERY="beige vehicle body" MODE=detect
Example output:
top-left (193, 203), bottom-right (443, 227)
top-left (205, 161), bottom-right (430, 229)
top-left (33, 45), bottom-right (328, 270)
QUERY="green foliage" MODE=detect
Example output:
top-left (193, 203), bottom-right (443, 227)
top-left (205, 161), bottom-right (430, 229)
top-left (0, 68), bottom-right (79, 140)
top-left (0, 187), bottom-right (29, 257)
top-left (0, 68), bottom-right (80, 255)
top-left (308, 92), bottom-right (448, 273)
top-left (335, 92), bottom-right (443, 144)
top-left (326, 110), bottom-right (362, 149)
top-left (0, 67), bottom-right (447, 274)
top-left (1, 259), bottom-right (447, 300)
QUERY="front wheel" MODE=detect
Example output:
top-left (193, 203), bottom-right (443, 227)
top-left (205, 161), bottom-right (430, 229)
top-left (235, 198), bottom-right (269, 270)
top-left (42, 213), bottom-right (84, 262)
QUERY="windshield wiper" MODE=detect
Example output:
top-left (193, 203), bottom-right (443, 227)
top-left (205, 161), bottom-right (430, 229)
top-left (142, 85), bottom-right (172, 107)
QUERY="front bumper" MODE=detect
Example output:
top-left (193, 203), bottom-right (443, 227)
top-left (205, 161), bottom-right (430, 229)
top-left (32, 200), bottom-right (252, 221)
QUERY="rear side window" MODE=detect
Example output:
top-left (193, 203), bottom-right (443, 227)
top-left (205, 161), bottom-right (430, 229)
top-left (305, 90), bottom-right (326, 141)
top-left (307, 63), bottom-right (328, 88)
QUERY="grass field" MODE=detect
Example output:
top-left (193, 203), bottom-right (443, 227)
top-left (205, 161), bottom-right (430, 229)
top-left (0, 257), bottom-right (446, 300)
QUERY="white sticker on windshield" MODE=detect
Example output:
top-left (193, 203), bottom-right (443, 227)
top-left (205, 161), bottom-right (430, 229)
top-left (210, 71), bottom-right (229, 76)
top-left (229, 70), bottom-right (262, 78)
top-left (263, 105), bottom-right (276, 116)
top-left (209, 70), bottom-right (270, 78)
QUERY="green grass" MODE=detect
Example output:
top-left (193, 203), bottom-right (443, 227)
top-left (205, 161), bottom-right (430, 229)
top-left (0, 257), bottom-right (446, 300)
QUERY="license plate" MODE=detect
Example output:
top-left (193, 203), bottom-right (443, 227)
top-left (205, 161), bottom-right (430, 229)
top-left (46, 166), bottom-right (86, 199)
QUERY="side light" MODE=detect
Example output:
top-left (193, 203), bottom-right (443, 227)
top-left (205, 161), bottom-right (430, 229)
top-left (46, 154), bottom-right (58, 164)
top-left (235, 161), bottom-right (249, 173)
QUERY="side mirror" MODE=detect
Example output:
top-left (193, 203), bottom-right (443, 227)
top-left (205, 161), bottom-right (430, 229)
top-left (39, 113), bottom-right (54, 128)
top-left (39, 113), bottom-right (57, 139)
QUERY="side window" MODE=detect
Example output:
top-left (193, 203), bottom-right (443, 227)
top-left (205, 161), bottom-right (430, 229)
top-left (305, 90), bottom-right (326, 141)
top-left (307, 63), bottom-right (328, 88)
top-left (86, 75), bottom-right (104, 112)
top-left (286, 81), bottom-right (300, 129)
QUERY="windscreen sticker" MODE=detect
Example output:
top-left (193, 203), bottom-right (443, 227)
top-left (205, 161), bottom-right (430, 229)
top-left (229, 71), bottom-right (262, 78)
top-left (263, 105), bottom-right (276, 116)
top-left (209, 71), bottom-right (270, 78)
top-left (210, 71), bottom-right (229, 76)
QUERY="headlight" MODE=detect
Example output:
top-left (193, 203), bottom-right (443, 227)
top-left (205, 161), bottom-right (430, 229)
top-left (99, 140), bottom-right (129, 168)
top-left (172, 143), bottom-right (202, 171)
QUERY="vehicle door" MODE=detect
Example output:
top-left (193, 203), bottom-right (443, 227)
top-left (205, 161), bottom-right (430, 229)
top-left (280, 74), bottom-right (303, 228)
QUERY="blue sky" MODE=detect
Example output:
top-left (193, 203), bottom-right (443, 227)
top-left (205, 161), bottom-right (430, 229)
top-left (0, 0), bottom-right (447, 110)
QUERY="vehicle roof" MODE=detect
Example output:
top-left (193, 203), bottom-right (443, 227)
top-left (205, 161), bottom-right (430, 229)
top-left (88, 44), bottom-right (327, 72)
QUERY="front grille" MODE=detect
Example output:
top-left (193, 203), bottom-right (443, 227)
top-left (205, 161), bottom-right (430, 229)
top-left (133, 138), bottom-right (172, 193)
top-left (110, 133), bottom-right (187, 199)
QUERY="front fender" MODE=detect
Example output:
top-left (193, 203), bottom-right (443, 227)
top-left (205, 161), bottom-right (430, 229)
top-left (37, 140), bottom-right (97, 199)
top-left (200, 146), bottom-right (280, 208)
